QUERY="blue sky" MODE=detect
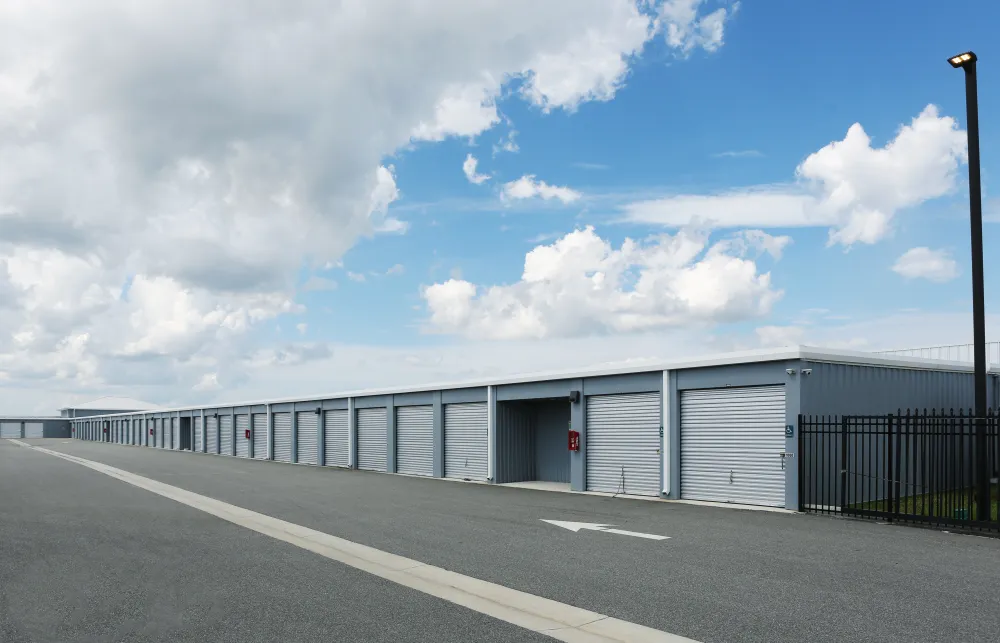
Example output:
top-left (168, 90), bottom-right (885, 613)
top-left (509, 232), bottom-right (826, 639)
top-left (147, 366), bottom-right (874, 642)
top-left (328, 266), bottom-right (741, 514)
top-left (3, 0), bottom-right (1000, 410)
top-left (300, 1), bottom-right (1000, 351)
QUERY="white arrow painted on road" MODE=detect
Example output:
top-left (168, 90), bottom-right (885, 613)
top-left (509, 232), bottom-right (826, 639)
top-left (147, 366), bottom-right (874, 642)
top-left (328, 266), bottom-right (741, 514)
top-left (541, 520), bottom-right (670, 541)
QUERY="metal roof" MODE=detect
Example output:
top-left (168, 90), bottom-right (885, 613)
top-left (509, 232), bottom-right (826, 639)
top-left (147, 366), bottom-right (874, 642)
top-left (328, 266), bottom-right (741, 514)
top-left (59, 396), bottom-right (162, 412)
top-left (68, 345), bottom-right (994, 420)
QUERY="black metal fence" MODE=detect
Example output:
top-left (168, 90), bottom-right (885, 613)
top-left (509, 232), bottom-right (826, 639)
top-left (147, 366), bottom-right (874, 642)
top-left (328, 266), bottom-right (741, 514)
top-left (799, 410), bottom-right (1000, 534)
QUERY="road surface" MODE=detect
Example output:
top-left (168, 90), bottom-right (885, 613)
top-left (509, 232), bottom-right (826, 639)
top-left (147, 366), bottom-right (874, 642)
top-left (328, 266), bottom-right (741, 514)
top-left (3, 438), bottom-right (999, 642)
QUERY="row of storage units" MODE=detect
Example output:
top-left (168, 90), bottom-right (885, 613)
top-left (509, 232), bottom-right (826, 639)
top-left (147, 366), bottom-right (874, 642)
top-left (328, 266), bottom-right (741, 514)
top-left (69, 383), bottom-right (796, 508)
top-left (70, 349), bottom-right (970, 510)
top-left (69, 390), bottom-right (788, 506)
top-left (73, 417), bottom-right (181, 449)
top-left (72, 402), bottom-right (490, 480)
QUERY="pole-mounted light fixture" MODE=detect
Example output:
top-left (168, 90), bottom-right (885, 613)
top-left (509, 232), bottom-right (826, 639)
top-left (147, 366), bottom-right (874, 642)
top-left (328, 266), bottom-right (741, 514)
top-left (948, 49), bottom-right (989, 518)
top-left (948, 51), bottom-right (977, 68)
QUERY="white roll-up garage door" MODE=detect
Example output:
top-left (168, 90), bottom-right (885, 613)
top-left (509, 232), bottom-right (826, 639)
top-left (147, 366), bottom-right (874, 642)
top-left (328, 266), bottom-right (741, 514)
top-left (356, 407), bottom-right (387, 471)
top-left (220, 416), bottom-right (233, 456)
top-left (1, 422), bottom-right (20, 438)
top-left (680, 385), bottom-right (787, 508)
top-left (444, 402), bottom-right (487, 481)
top-left (295, 412), bottom-right (319, 465)
top-left (156, 419), bottom-right (165, 448)
top-left (585, 392), bottom-right (662, 496)
top-left (194, 417), bottom-right (204, 452)
top-left (25, 422), bottom-right (43, 439)
top-left (170, 418), bottom-right (178, 449)
top-left (324, 410), bottom-right (349, 467)
top-left (273, 412), bottom-right (292, 463)
top-left (252, 414), bottom-right (268, 459)
top-left (235, 415), bottom-right (250, 458)
top-left (396, 405), bottom-right (433, 477)
top-left (206, 416), bottom-right (219, 454)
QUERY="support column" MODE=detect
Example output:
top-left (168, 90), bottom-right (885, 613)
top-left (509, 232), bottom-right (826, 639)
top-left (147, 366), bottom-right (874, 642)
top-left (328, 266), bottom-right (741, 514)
top-left (266, 404), bottom-right (273, 460)
top-left (291, 404), bottom-right (298, 464)
top-left (487, 386), bottom-right (496, 483)
top-left (348, 398), bottom-right (357, 469)
top-left (387, 397), bottom-right (397, 474)
top-left (569, 384), bottom-right (585, 492)
top-left (432, 391), bottom-right (443, 478)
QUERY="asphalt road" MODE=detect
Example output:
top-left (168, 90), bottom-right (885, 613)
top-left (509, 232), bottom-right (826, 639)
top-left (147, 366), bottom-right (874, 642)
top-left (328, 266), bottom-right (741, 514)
top-left (7, 439), bottom-right (1000, 643)
top-left (0, 440), bottom-right (550, 643)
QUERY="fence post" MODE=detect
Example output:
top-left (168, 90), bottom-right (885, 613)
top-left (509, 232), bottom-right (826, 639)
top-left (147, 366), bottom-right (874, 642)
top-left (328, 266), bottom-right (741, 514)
top-left (840, 416), bottom-right (848, 514)
top-left (797, 414), bottom-right (804, 511)
top-left (894, 413), bottom-right (903, 518)
top-left (885, 413), bottom-right (896, 522)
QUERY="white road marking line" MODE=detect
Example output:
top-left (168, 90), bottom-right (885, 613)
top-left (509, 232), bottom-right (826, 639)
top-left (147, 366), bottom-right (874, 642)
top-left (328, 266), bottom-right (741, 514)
top-left (601, 528), bottom-right (669, 541)
top-left (12, 441), bottom-right (699, 643)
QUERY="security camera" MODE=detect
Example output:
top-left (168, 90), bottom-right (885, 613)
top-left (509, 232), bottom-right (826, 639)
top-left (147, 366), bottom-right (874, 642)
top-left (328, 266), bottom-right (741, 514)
top-left (802, 369), bottom-right (812, 376)
top-left (786, 368), bottom-right (797, 375)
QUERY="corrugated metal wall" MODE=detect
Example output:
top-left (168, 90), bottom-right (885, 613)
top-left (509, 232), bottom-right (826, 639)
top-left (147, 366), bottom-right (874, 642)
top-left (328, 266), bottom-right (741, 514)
top-left (395, 405), bottom-right (434, 477)
top-left (680, 385), bottom-right (787, 507)
top-left (252, 413), bottom-right (268, 459)
top-left (235, 415), bottom-right (250, 458)
top-left (324, 409), bottom-right (349, 467)
top-left (495, 402), bottom-right (534, 484)
top-left (206, 416), bottom-right (219, 454)
top-left (586, 392), bottom-right (662, 496)
top-left (273, 412), bottom-right (293, 462)
top-left (444, 402), bottom-right (488, 481)
top-left (195, 416), bottom-right (204, 452)
top-left (25, 422), bottom-right (43, 438)
top-left (356, 407), bottom-right (387, 471)
top-left (220, 416), bottom-right (233, 456)
top-left (801, 362), bottom-right (976, 416)
top-left (800, 362), bottom-right (981, 511)
top-left (296, 411), bottom-right (319, 465)
top-left (535, 401), bottom-right (570, 483)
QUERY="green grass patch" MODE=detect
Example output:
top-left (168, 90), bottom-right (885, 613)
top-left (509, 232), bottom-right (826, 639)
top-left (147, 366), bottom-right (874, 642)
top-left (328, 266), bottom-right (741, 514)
top-left (851, 487), bottom-right (999, 522)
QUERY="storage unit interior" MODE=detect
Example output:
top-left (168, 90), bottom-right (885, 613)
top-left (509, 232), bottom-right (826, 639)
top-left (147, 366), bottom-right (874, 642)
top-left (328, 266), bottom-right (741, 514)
top-left (496, 397), bottom-right (571, 486)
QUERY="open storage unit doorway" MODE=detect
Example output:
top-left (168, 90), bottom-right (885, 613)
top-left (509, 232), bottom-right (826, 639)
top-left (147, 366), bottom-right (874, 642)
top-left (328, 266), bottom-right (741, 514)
top-left (496, 397), bottom-right (571, 489)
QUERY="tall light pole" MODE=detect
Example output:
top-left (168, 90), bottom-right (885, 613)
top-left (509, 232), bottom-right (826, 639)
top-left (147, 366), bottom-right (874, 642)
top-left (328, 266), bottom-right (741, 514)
top-left (948, 51), bottom-right (989, 518)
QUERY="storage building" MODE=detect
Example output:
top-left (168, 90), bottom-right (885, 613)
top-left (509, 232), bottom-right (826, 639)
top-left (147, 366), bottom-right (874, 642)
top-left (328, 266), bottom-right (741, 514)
top-left (66, 346), bottom-right (995, 509)
top-left (0, 417), bottom-right (70, 439)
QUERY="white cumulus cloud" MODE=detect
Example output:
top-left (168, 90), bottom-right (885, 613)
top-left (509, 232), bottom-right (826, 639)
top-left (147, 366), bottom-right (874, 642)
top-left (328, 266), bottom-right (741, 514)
top-left (660, 0), bottom-right (738, 56)
top-left (502, 175), bottom-right (582, 204)
top-left (799, 105), bottom-right (967, 247)
top-left (421, 226), bottom-right (787, 340)
top-left (623, 105), bottom-right (968, 247)
top-left (0, 0), bottom-right (736, 408)
top-left (892, 247), bottom-right (959, 283)
top-left (462, 154), bottom-right (490, 185)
